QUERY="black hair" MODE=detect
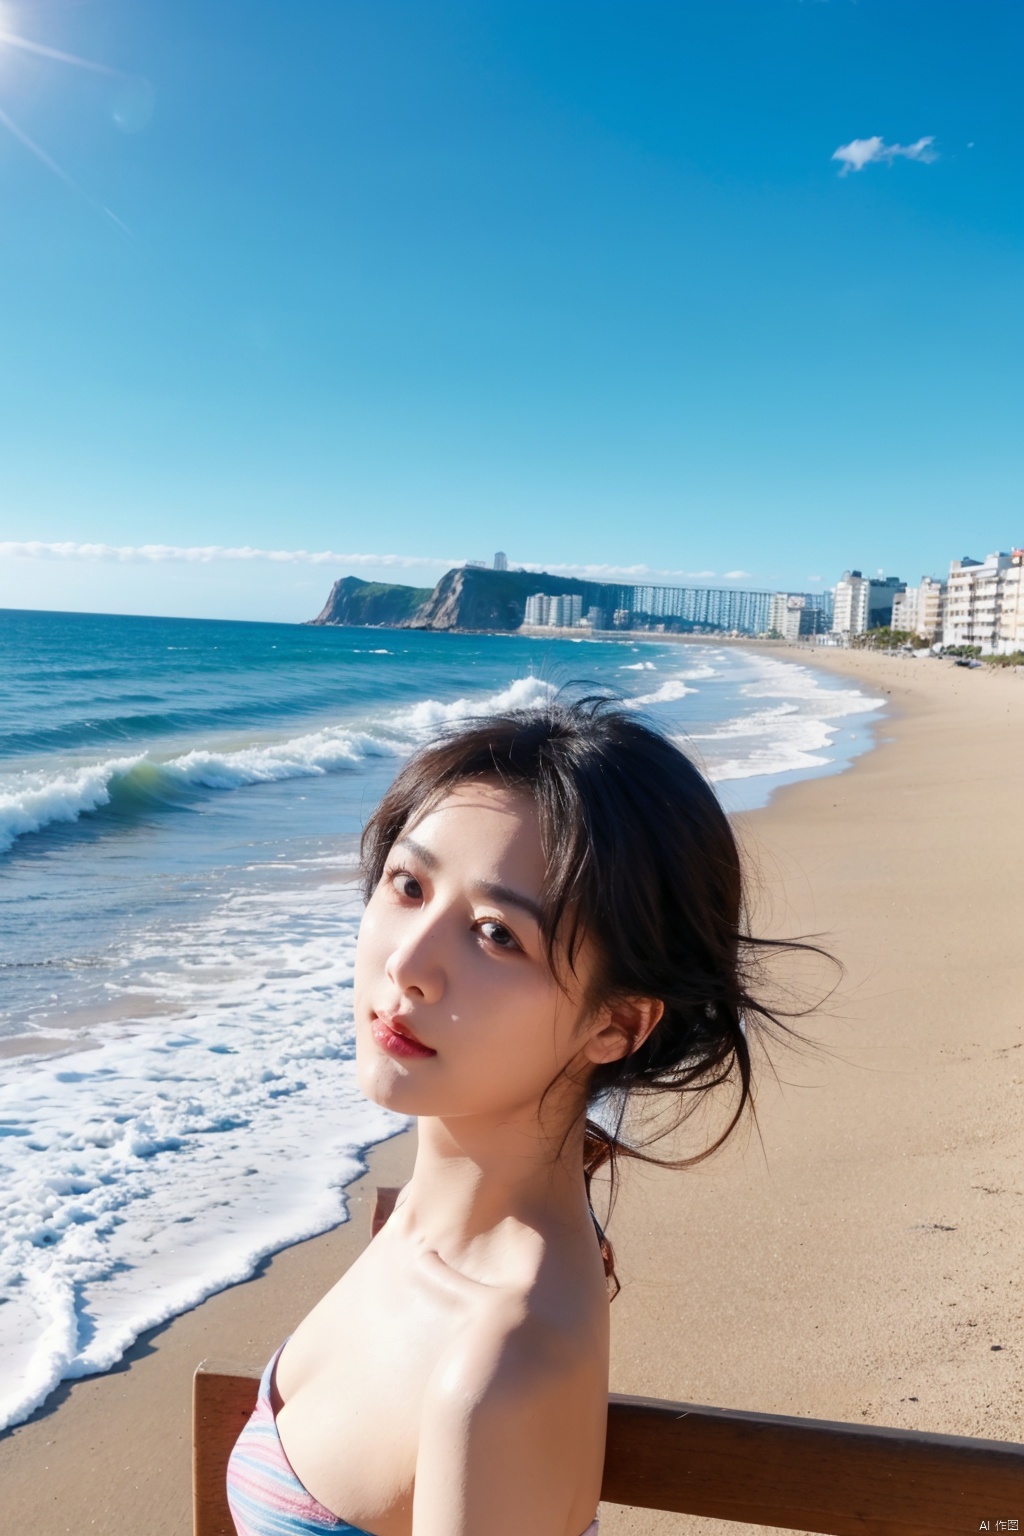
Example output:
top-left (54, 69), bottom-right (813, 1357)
top-left (360, 693), bottom-right (832, 1296)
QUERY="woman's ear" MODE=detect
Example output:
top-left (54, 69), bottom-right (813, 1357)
top-left (583, 995), bottom-right (664, 1066)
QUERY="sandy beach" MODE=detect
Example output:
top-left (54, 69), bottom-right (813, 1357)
top-left (2, 646), bottom-right (1021, 1536)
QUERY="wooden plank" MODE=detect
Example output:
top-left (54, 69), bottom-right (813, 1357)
top-left (602, 1392), bottom-right (1024, 1535)
top-left (193, 1364), bottom-right (260, 1536)
top-left (195, 1367), bottom-right (1024, 1535)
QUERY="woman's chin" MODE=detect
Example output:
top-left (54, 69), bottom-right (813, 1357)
top-left (357, 1053), bottom-right (427, 1113)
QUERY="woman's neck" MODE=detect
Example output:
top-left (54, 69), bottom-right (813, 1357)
top-left (398, 1110), bottom-right (595, 1276)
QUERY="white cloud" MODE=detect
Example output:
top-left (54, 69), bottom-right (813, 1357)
top-left (832, 135), bottom-right (938, 175)
top-left (0, 544), bottom-right (765, 589)
top-left (0, 542), bottom-right (458, 572)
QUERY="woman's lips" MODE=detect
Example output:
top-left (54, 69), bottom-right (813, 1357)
top-left (371, 1014), bottom-right (436, 1059)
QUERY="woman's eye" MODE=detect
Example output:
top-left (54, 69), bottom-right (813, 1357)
top-left (389, 870), bottom-right (422, 900)
top-left (478, 919), bottom-right (519, 951)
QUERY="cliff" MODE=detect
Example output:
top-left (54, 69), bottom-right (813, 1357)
top-left (405, 567), bottom-right (585, 631)
top-left (307, 566), bottom-right (617, 631)
top-left (307, 575), bottom-right (433, 627)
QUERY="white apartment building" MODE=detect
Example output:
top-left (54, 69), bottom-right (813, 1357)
top-left (832, 571), bottom-right (905, 636)
top-left (523, 592), bottom-right (583, 628)
top-left (997, 551), bottom-right (1024, 654)
top-left (916, 576), bottom-right (946, 642)
top-left (768, 593), bottom-right (789, 635)
top-left (892, 575), bottom-right (946, 641)
top-left (943, 552), bottom-right (1013, 651)
top-left (890, 587), bottom-right (916, 633)
top-left (768, 593), bottom-right (825, 641)
top-left (832, 571), bottom-right (868, 634)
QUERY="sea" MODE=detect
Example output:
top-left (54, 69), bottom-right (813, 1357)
top-left (0, 608), bottom-right (885, 1431)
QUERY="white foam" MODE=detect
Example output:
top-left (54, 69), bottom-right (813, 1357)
top-left (0, 676), bottom-right (558, 858)
top-left (628, 676), bottom-right (697, 706)
top-left (0, 873), bottom-right (407, 1431)
top-left (401, 675), bottom-right (555, 733)
top-left (688, 655), bottom-right (884, 783)
top-left (0, 756), bottom-right (143, 854)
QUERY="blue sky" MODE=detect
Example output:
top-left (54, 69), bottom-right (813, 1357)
top-left (0, 0), bottom-right (1020, 621)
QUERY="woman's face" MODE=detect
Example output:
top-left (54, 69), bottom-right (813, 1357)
top-left (354, 779), bottom-right (610, 1122)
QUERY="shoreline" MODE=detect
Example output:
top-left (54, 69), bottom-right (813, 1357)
top-left (3, 646), bottom-right (1022, 1536)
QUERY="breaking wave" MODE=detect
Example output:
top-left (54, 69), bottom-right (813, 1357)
top-left (0, 676), bottom-right (556, 857)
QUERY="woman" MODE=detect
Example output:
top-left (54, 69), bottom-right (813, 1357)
top-left (227, 696), bottom-right (814, 1536)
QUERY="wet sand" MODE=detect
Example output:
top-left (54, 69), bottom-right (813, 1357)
top-left (2, 647), bottom-right (1021, 1535)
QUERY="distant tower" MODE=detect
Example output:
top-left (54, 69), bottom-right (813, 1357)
top-left (493, 551), bottom-right (508, 571)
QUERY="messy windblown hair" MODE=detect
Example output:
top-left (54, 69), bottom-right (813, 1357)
top-left (360, 693), bottom-right (831, 1297)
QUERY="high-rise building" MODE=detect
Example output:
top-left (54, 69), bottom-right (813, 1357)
top-left (523, 592), bottom-right (583, 628)
top-left (524, 593), bottom-right (549, 626)
top-left (768, 593), bottom-right (827, 640)
top-left (832, 571), bottom-right (867, 635)
top-left (768, 593), bottom-right (790, 636)
top-left (893, 576), bottom-right (946, 641)
top-left (943, 551), bottom-right (1024, 652)
top-left (832, 572), bottom-right (904, 635)
top-left (943, 553), bottom-right (1013, 650)
top-left (890, 587), bottom-right (916, 632)
top-left (996, 550), bottom-right (1024, 655)
top-left (493, 552), bottom-right (508, 571)
top-left (917, 577), bottom-right (946, 642)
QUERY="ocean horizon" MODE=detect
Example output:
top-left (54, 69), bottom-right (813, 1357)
top-left (0, 607), bottom-right (885, 1430)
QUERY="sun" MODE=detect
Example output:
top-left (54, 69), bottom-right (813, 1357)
top-left (0, 7), bottom-right (131, 232)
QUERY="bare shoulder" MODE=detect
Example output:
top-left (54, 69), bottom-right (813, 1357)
top-left (413, 1287), bottom-right (608, 1536)
top-left (431, 1290), bottom-right (585, 1408)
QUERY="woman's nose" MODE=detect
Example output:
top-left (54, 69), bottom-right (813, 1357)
top-left (385, 924), bottom-right (445, 1005)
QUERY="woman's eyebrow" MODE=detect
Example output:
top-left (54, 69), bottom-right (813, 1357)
top-left (394, 836), bottom-right (438, 870)
top-left (473, 882), bottom-right (544, 925)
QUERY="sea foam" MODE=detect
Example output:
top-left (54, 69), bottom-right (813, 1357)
top-left (0, 874), bottom-right (406, 1432)
top-left (0, 676), bottom-right (557, 858)
top-left (692, 654), bottom-right (884, 782)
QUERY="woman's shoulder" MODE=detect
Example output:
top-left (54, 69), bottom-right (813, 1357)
top-left (426, 1245), bottom-right (608, 1412)
top-left (414, 1263), bottom-right (608, 1536)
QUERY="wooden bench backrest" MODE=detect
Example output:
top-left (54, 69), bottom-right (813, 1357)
top-left (194, 1188), bottom-right (1024, 1536)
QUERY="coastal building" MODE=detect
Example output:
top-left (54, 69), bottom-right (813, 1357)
top-left (996, 550), bottom-right (1024, 655)
top-left (892, 576), bottom-right (946, 641)
top-left (832, 571), bottom-right (867, 634)
top-left (523, 592), bottom-right (583, 628)
top-left (631, 584), bottom-right (774, 634)
top-left (832, 572), bottom-right (905, 636)
top-left (943, 552), bottom-right (1013, 651)
top-left (890, 587), bottom-right (915, 632)
top-left (767, 593), bottom-right (789, 636)
top-left (558, 593), bottom-right (583, 627)
top-left (768, 593), bottom-right (828, 641)
top-left (493, 552), bottom-right (508, 571)
top-left (585, 606), bottom-right (607, 630)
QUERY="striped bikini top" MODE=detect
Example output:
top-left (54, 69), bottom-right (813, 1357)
top-left (227, 1344), bottom-right (600, 1536)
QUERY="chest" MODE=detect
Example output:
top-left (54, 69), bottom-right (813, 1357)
top-left (273, 1244), bottom-right (489, 1534)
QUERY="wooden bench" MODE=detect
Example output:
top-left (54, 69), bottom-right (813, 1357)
top-left (194, 1188), bottom-right (1024, 1536)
